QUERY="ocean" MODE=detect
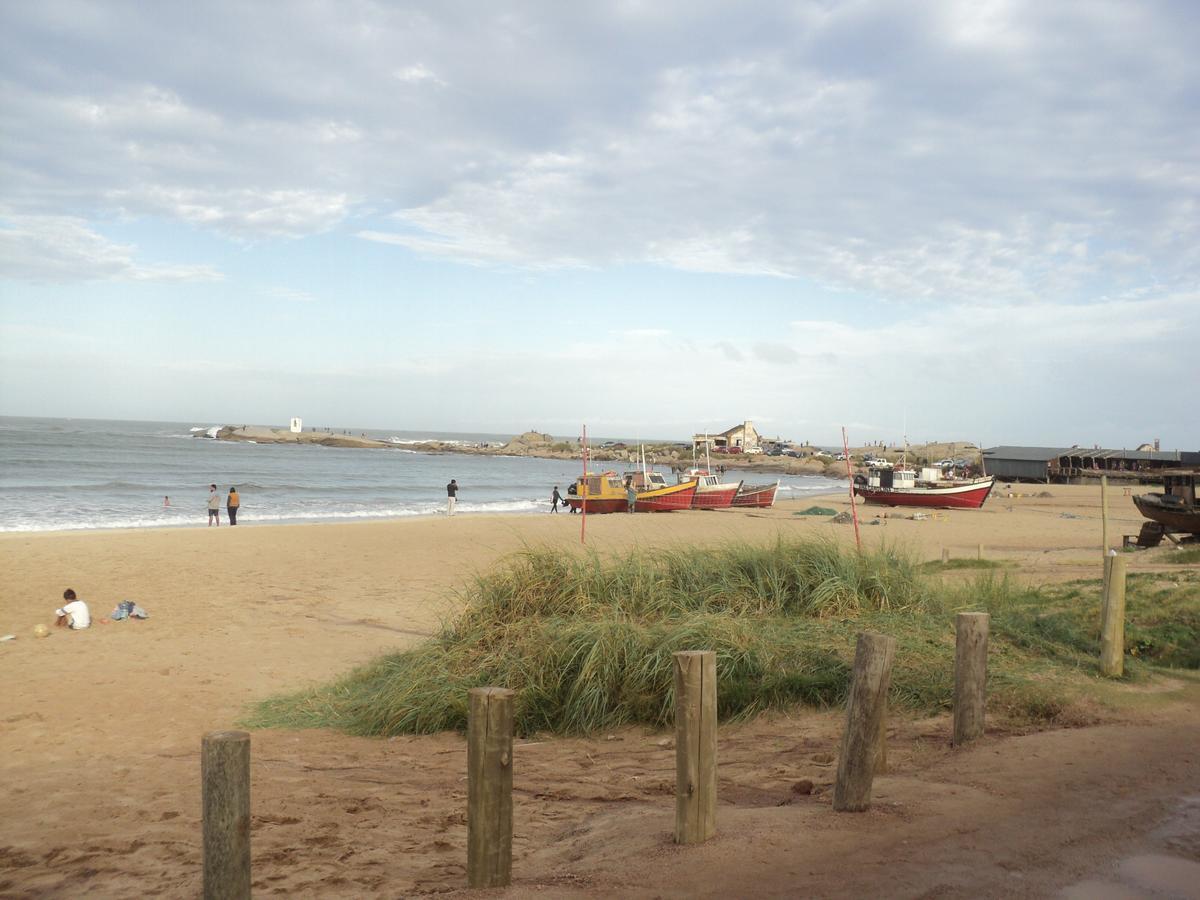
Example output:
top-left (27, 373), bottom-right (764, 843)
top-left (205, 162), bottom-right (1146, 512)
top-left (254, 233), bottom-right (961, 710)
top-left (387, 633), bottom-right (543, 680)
top-left (0, 417), bottom-right (844, 533)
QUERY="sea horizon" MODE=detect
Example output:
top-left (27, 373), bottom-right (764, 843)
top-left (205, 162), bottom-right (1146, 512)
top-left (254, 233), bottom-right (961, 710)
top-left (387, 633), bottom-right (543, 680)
top-left (0, 417), bottom-right (843, 533)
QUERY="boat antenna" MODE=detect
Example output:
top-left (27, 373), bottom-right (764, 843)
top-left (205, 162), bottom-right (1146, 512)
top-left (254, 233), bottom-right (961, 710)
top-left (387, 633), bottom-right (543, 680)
top-left (705, 431), bottom-right (711, 472)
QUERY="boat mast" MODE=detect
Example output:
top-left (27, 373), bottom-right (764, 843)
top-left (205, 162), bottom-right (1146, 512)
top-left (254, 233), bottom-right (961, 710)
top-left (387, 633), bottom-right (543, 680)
top-left (581, 424), bottom-right (588, 544)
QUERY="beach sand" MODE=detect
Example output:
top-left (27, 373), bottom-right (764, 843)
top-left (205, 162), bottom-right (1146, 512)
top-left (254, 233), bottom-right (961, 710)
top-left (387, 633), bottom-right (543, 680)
top-left (2, 485), bottom-right (1197, 897)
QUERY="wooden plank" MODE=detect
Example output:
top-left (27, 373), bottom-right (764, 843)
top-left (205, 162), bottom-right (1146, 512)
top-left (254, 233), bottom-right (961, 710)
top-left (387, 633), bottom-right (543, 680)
top-left (673, 650), bottom-right (717, 844)
top-left (467, 687), bottom-right (514, 888)
top-left (833, 632), bottom-right (897, 812)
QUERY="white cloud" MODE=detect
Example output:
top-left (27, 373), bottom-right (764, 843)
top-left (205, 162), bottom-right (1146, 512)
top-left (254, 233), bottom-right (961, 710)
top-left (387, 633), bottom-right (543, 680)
top-left (0, 213), bottom-right (222, 283)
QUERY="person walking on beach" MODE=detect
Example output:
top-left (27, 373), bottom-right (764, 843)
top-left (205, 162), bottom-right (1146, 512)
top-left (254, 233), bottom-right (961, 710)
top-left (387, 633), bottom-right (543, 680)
top-left (551, 485), bottom-right (562, 513)
top-left (227, 486), bottom-right (240, 525)
top-left (446, 479), bottom-right (459, 516)
top-left (626, 482), bottom-right (637, 513)
top-left (207, 484), bottom-right (221, 526)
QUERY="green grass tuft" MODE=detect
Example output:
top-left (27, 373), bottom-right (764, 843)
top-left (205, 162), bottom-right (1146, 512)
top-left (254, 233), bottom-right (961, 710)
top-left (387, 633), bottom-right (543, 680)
top-left (246, 541), bottom-right (1200, 737)
top-left (921, 558), bottom-right (1006, 571)
top-left (1166, 547), bottom-right (1200, 565)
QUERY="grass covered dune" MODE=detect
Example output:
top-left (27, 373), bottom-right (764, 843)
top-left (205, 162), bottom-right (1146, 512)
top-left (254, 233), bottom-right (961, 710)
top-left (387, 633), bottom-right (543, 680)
top-left (250, 540), bottom-right (1200, 736)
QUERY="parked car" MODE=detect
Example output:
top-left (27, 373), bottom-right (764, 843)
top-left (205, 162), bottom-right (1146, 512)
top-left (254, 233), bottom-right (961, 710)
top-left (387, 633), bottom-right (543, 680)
top-left (835, 452), bottom-right (849, 461)
top-left (744, 446), bottom-right (764, 455)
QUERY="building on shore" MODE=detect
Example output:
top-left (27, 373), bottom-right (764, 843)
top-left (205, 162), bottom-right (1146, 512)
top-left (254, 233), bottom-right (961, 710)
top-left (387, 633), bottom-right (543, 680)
top-left (693, 420), bottom-right (761, 453)
top-left (983, 445), bottom-right (1200, 483)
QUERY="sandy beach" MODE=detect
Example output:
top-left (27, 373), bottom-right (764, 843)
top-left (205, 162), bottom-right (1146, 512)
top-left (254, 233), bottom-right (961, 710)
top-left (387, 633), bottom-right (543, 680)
top-left (2, 485), bottom-right (1197, 897)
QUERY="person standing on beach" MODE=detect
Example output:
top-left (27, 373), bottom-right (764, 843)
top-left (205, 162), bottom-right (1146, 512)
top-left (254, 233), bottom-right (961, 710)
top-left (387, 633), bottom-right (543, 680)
top-left (626, 483), bottom-right (637, 513)
top-left (227, 486), bottom-right (240, 525)
top-left (446, 479), bottom-right (458, 516)
top-left (207, 484), bottom-right (221, 526)
top-left (551, 485), bottom-right (562, 513)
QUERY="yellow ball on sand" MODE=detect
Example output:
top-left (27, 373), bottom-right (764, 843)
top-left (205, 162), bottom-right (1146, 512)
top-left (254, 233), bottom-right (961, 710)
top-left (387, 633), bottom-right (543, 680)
top-left (33, 624), bottom-right (50, 638)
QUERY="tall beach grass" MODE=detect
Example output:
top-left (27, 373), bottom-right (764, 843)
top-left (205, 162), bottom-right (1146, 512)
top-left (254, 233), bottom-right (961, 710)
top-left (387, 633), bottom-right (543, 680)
top-left (249, 539), bottom-right (1199, 737)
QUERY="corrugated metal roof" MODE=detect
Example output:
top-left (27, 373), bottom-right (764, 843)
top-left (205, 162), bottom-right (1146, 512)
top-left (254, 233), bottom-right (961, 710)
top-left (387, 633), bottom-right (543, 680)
top-left (984, 445), bottom-right (1199, 463)
top-left (983, 446), bottom-right (1070, 461)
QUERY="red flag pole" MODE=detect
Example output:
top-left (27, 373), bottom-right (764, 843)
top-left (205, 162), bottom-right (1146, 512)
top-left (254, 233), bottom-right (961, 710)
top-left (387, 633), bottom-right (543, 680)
top-left (581, 424), bottom-right (588, 544)
top-left (842, 426), bottom-right (861, 551)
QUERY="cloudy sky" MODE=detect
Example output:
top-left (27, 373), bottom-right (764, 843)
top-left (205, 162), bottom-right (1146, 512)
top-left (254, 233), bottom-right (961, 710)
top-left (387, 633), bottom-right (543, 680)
top-left (1, 1), bottom-right (1197, 446)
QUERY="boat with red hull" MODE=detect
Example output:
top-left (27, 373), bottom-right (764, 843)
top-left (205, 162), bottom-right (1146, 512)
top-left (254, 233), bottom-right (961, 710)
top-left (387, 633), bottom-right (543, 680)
top-left (853, 467), bottom-right (994, 509)
top-left (731, 481), bottom-right (779, 508)
top-left (678, 468), bottom-right (741, 509)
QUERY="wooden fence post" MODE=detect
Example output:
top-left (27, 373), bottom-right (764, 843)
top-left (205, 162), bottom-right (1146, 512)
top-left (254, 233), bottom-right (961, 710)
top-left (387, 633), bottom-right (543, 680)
top-left (202, 730), bottom-right (251, 900)
top-left (673, 650), bottom-right (717, 844)
top-left (952, 613), bottom-right (989, 745)
top-left (976, 543), bottom-right (983, 560)
top-left (941, 547), bottom-right (949, 564)
top-left (834, 632), bottom-right (897, 812)
top-left (467, 687), bottom-right (514, 888)
top-left (1100, 555), bottom-right (1128, 677)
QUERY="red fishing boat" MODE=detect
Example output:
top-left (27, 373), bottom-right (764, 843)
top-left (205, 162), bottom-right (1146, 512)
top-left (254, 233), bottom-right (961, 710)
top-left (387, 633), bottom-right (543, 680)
top-left (731, 481), bottom-right (779, 508)
top-left (853, 466), bottom-right (994, 509)
top-left (677, 468), bottom-right (741, 509)
top-left (626, 470), bottom-right (699, 511)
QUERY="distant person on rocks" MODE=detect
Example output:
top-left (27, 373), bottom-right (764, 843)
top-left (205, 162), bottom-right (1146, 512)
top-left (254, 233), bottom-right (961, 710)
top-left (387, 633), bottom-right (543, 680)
top-left (551, 485), bottom-right (562, 513)
top-left (55, 589), bottom-right (90, 629)
top-left (207, 484), bottom-right (221, 526)
top-left (227, 486), bottom-right (240, 525)
top-left (446, 479), bottom-right (459, 516)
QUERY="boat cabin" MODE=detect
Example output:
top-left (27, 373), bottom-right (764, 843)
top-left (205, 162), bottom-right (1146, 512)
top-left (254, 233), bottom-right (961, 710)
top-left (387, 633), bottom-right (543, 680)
top-left (1161, 469), bottom-right (1198, 506)
top-left (677, 467), bottom-right (725, 488)
top-left (868, 467), bottom-right (916, 490)
top-left (571, 471), bottom-right (626, 500)
top-left (625, 470), bottom-right (670, 490)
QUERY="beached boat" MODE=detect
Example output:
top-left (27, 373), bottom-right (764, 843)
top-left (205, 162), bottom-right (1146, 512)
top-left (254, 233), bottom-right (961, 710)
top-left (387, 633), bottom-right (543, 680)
top-left (626, 470), bottom-right (700, 512)
top-left (565, 470), bottom-right (699, 513)
top-left (677, 468), bottom-right (742, 509)
top-left (1133, 469), bottom-right (1200, 535)
top-left (731, 481), bottom-right (779, 508)
top-left (853, 466), bottom-right (994, 509)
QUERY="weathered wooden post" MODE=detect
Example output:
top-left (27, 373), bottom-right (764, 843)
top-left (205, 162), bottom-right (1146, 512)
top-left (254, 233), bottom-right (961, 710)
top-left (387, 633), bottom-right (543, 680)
top-left (1100, 555), bottom-right (1128, 677)
top-left (202, 730), bottom-right (251, 900)
top-left (834, 632), bottom-right (897, 812)
top-left (952, 613), bottom-right (989, 745)
top-left (673, 650), bottom-right (717, 844)
top-left (941, 547), bottom-right (949, 565)
top-left (976, 543), bottom-right (983, 560)
top-left (467, 687), bottom-right (514, 888)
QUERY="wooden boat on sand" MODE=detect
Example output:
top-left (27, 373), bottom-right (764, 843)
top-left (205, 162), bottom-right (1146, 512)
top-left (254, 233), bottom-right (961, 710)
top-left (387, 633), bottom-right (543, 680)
top-left (1133, 469), bottom-right (1200, 535)
top-left (731, 481), bottom-right (779, 508)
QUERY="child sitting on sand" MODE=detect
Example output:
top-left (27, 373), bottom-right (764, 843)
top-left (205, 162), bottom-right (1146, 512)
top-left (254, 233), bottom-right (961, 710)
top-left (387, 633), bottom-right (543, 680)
top-left (55, 589), bottom-right (91, 630)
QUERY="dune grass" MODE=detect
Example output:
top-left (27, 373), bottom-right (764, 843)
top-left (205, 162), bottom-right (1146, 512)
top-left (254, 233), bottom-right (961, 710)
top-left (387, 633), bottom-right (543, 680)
top-left (247, 540), bottom-right (1200, 737)
top-left (920, 558), bottom-right (1007, 571)
top-left (1166, 547), bottom-right (1200, 565)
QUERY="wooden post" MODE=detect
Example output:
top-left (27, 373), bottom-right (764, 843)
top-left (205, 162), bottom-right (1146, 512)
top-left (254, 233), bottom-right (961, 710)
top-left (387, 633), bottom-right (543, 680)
top-left (952, 613), bottom-right (989, 745)
top-left (976, 543), bottom-right (983, 560)
top-left (941, 547), bottom-right (949, 564)
top-left (202, 730), bottom-right (251, 900)
top-left (673, 650), bottom-right (717, 844)
top-left (467, 687), bottom-right (514, 888)
top-left (1100, 555), bottom-right (1128, 677)
top-left (834, 632), bottom-right (897, 812)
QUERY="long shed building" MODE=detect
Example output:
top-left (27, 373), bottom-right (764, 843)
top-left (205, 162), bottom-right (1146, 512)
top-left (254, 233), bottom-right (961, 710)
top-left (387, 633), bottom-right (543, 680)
top-left (983, 446), bottom-right (1200, 483)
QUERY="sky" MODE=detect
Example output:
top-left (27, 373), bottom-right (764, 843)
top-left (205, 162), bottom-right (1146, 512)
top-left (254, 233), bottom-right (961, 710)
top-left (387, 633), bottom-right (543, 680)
top-left (1, 1), bottom-right (1197, 448)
